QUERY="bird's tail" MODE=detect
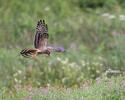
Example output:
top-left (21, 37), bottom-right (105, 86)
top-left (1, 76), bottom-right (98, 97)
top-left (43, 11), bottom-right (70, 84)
top-left (20, 49), bottom-right (38, 58)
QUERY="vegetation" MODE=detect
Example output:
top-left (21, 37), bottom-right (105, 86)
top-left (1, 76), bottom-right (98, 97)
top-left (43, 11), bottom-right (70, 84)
top-left (0, 0), bottom-right (125, 99)
top-left (1, 74), bottom-right (125, 100)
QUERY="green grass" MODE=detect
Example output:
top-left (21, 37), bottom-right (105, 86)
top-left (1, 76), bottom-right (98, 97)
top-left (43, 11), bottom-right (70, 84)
top-left (0, 0), bottom-right (125, 88)
top-left (0, 48), bottom-right (104, 88)
top-left (0, 74), bottom-right (125, 100)
top-left (0, 0), bottom-right (125, 99)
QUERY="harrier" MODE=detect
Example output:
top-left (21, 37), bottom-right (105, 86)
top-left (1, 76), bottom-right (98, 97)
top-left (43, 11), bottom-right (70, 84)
top-left (20, 20), bottom-right (66, 58)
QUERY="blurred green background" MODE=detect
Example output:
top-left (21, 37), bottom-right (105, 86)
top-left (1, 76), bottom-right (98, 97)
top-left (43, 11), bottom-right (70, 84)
top-left (0, 0), bottom-right (125, 88)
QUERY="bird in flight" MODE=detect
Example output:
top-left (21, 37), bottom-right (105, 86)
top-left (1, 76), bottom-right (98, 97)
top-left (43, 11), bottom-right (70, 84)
top-left (20, 19), bottom-right (66, 58)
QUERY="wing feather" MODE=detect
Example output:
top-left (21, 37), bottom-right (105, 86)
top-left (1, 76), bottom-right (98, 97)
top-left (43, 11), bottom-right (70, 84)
top-left (47, 46), bottom-right (66, 52)
top-left (34, 20), bottom-right (49, 50)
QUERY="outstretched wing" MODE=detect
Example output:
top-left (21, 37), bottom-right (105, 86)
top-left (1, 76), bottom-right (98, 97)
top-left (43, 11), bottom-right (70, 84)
top-left (34, 20), bottom-right (49, 50)
top-left (47, 46), bottom-right (66, 52)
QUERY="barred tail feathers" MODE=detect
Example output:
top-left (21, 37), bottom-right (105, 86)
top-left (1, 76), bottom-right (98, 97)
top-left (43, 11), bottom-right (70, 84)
top-left (20, 49), bottom-right (38, 58)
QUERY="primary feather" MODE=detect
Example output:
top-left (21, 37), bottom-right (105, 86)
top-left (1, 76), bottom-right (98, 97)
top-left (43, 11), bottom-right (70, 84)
top-left (34, 20), bottom-right (48, 50)
top-left (47, 46), bottom-right (66, 52)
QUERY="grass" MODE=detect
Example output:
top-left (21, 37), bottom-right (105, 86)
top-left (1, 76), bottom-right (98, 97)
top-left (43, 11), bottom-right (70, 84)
top-left (0, 48), bottom-right (105, 88)
top-left (0, 0), bottom-right (125, 99)
top-left (0, 73), bottom-right (125, 100)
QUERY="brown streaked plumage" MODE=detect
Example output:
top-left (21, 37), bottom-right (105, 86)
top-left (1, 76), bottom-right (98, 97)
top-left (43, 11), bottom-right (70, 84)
top-left (20, 19), bottom-right (66, 58)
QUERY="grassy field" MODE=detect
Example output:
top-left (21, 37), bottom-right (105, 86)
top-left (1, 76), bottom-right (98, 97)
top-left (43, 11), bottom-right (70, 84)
top-left (0, 9), bottom-right (125, 87)
top-left (0, 0), bottom-right (125, 99)
top-left (0, 74), bottom-right (125, 100)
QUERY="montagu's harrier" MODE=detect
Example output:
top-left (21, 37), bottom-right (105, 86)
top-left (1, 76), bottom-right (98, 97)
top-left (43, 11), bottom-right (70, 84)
top-left (20, 20), bottom-right (66, 58)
